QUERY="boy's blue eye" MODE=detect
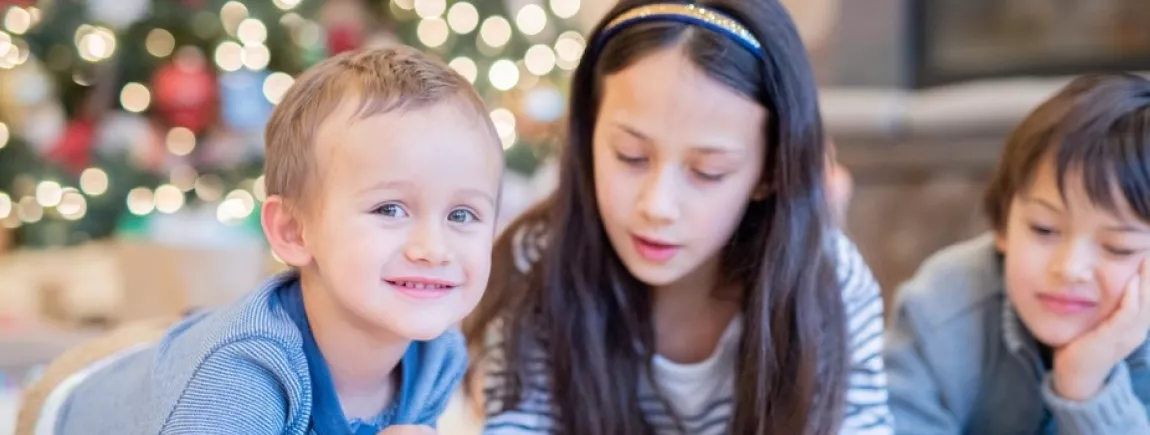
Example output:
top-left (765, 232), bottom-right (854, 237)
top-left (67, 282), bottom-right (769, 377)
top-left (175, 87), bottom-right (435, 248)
top-left (374, 203), bottom-right (409, 218)
top-left (448, 208), bottom-right (478, 223)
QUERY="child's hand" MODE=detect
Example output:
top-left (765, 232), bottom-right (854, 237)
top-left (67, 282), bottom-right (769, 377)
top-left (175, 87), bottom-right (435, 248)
top-left (376, 425), bottom-right (437, 435)
top-left (1052, 259), bottom-right (1150, 401)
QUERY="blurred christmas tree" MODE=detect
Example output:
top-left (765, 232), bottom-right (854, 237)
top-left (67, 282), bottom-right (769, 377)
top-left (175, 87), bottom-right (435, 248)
top-left (0, 0), bottom-right (584, 249)
top-left (360, 0), bottom-right (580, 173)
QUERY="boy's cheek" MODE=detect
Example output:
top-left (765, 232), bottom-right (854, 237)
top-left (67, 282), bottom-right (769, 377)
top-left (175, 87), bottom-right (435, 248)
top-left (1096, 263), bottom-right (1137, 312)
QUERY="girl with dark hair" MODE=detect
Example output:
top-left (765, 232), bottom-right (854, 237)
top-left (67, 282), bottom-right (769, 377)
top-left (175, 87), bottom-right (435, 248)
top-left (464, 1), bottom-right (891, 433)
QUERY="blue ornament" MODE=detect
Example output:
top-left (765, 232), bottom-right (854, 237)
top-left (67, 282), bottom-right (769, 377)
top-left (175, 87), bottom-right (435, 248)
top-left (219, 69), bottom-right (273, 132)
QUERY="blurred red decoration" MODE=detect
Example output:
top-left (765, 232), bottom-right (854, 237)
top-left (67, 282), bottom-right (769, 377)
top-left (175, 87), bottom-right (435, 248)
top-left (0, 0), bottom-right (36, 8)
top-left (327, 24), bottom-right (363, 55)
top-left (48, 118), bottom-right (97, 174)
top-left (152, 47), bottom-right (218, 133)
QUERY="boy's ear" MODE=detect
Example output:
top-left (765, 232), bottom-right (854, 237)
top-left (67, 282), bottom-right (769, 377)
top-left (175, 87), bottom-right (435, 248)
top-left (261, 196), bottom-right (312, 268)
top-left (994, 230), bottom-right (1008, 254)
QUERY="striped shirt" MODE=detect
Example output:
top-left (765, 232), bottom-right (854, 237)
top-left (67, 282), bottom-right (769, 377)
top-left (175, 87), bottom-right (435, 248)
top-left (480, 231), bottom-right (893, 434)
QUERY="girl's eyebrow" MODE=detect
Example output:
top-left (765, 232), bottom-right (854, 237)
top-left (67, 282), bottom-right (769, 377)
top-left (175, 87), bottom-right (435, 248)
top-left (612, 122), bottom-right (651, 143)
top-left (612, 122), bottom-right (745, 155)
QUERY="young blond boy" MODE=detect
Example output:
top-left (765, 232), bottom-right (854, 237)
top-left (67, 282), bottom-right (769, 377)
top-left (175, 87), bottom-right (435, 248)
top-left (44, 46), bottom-right (504, 434)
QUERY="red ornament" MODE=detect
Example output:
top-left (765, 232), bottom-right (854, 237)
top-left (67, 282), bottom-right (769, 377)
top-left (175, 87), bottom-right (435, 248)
top-left (49, 118), bottom-right (97, 174)
top-left (152, 48), bottom-right (218, 133)
top-left (0, 0), bottom-right (36, 8)
top-left (327, 24), bottom-right (363, 56)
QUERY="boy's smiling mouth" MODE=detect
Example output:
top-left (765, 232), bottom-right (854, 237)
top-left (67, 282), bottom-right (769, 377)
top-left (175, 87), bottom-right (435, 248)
top-left (1035, 292), bottom-right (1098, 315)
top-left (385, 276), bottom-right (460, 299)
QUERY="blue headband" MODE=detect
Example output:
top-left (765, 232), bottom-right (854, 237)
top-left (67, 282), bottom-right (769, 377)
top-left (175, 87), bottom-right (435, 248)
top-left (596, 3), bottom-right (763, 59)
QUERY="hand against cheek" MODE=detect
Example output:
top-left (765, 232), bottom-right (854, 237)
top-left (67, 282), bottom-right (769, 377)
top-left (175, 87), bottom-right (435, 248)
top-left (376, 425), bottom-right (437, 435)
top-left (1052, 259), bottom-right (1150, 401)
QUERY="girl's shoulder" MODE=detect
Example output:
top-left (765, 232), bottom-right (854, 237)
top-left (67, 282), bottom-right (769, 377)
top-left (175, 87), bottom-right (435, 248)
top-left (827, 229), bottom-right (882, 308)
top-left (505, 218), bottom-right (550, 274)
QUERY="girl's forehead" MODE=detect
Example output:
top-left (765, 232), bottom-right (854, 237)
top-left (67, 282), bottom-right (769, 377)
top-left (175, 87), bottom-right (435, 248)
top-left (596, 49), bottom-right (766, 153)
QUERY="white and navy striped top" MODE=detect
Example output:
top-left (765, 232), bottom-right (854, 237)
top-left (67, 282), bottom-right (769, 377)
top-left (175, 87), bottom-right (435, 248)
top-left (479, 231), bottom-right (893, 434)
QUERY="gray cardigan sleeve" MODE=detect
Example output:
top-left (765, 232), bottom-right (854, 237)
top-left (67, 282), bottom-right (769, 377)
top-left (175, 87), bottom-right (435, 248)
top-left (1042, 362), bottom-right (1150, 435)
top-left (161, 339), bottom-right (306, 434)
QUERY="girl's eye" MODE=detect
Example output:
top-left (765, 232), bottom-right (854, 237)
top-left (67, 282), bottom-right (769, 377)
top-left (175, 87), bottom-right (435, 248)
top-left (693, 170), bottom-right (727, 182)
top-left (373, 203), bottom-right (409, 218)
top-left (448, 208), bottom-right (479, 223)
top-left (615, 152), bottom-right (647, 166)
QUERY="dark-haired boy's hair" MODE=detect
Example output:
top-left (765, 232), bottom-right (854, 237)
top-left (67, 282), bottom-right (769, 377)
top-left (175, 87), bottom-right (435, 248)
top-left (984, 73), bottom-right (1150, 232)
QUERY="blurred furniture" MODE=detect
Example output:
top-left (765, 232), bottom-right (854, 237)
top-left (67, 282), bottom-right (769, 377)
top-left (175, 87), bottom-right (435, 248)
top-left (910, 0), bottom-right (1150, 88)
top-left (0, 240), bottom-right (272, 378)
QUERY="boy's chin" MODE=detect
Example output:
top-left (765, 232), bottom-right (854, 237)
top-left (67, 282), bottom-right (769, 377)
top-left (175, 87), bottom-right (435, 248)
top-left (375, 315), bottom-right (457, 342)
top-left (1024, 319), bottom-right (1089, 349)
top-left (392, 324), bottom-right (453, 342)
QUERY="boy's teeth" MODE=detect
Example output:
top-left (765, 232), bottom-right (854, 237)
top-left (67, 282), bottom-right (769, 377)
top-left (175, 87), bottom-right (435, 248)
top-left (395, 281), bottom-right (447, 289)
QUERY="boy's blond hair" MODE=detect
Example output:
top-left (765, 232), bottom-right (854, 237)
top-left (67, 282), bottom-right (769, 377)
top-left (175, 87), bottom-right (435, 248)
top-left (264, 45), bottom-right (493, 204)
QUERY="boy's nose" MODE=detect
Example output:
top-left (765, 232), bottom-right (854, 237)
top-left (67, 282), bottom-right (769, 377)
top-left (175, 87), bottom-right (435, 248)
top-left (405, 223), bottom-right (450, 265)
top-left (1049, 241), bottom-right (1095, 284)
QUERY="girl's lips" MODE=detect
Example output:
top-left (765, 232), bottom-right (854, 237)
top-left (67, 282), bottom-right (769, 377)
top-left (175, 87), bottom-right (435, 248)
top-left (632, 234), bottom-right (681, 263)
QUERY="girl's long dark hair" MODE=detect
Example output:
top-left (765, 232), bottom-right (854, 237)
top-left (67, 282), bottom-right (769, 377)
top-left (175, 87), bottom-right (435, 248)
top-left (464, 0), bottom-right (847, 433)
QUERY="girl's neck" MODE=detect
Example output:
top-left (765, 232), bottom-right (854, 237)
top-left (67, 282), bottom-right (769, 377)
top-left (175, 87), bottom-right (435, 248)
top-left (651, 257), bottom-right (740, 364)
top-left (300, 270), bottom-right (410, 421)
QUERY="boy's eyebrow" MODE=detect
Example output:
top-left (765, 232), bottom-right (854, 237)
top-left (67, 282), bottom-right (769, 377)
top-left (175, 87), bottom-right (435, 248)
top-left (1103, 223), bottom-right (1150, 233)
top-left (361, 181), bottom-right (494, 206)
top-left (1028, 197), bottom-right (1064, 214)
top-left (362, 179), bottom-right (413, 193)
top-left (459, 187), bottom-right (496, 207)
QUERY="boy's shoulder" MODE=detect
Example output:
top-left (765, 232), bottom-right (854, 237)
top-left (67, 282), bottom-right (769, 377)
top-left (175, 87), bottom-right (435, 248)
top-left (56, 273), bottom-right (311, 434)
top-left (894, 233), bottom-right (1005, 330)
top-left (173, 272), bottom-right (307, 353)
top-left (140, 272), bottom-right (306, 373)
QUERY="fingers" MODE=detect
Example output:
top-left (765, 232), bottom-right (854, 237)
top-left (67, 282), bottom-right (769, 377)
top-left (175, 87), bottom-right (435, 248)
top-left (1101, 260), bottom-right (1150, 358)
top-left (377, 425), bottom-right (437, 435)
top-left (1140, 259), bottom-right (1150, 317)
top-left (1097, 268), bottom-right (1142, 338)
